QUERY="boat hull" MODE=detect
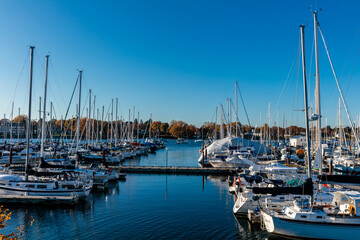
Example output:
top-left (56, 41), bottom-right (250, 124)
top-left (261, 210), bottom-right (360, 239)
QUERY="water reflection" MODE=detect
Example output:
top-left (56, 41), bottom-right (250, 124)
top-left (4, 141), bottom-right (276, 239)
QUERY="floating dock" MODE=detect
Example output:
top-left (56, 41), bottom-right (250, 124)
top-left (118, 166), bottom-right (236, 175)
top-left (0, 195), bottom-right (79, 205)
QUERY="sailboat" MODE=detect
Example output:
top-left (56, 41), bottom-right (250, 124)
top-left (260, 13), bottom-right (360, 239)
top-left (0, 47), bottom-right (92, 198)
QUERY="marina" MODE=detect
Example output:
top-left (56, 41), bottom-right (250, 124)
top-left (2, 1), bottom-right (360, 239)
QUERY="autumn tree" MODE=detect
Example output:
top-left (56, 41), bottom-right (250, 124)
top-left (169, 121), bottom-right (187, 138)
top-left (185, 124), bottom-right (198, 138)
top-left (150, 121), bottom-right (161, 134)
top-left (160, 122), bottom-right (169, 134)
top-left (0, 205), bottom-right (34, 239)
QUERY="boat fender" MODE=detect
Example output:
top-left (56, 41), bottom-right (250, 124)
top-left (350, 205), bottom-right (356, 215)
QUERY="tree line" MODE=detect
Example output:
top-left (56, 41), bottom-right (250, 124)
top-left (1, 115), bottom-right (355, 140)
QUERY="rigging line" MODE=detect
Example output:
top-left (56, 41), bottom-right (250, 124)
top-left (236, 84), bottom-right (251, 127)
top-left (273, 36), bottom-right (302, 123)
top-left (229, 99), bottom-right (244, 134)
top-left (343, 28), bottom-right (360, 96)
top-left (8, 50), bottom-right (30, 114)
top-left (61, 75), bottom-right (80, 132)
top-left (308, 24), bottom-right (315, 110)
top-left (49, 59), bottom-right (68, 109)
top-left (318, 25), bottom-right (360, 150)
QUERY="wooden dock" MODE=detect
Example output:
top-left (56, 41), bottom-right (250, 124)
top-left (0, 195), bottom-right (79, 205)
top-left (118, 166), bottom-right (236, 175)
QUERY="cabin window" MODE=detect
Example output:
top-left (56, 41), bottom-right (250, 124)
top-left (36, 185), bottom-right (47, 189)
top-left (280, 197), bottom-right (284, 200)
top-left (316, 216), bottom-right (322, 219)
top-left (300, 215), bottom-right (307, 218)
top-left (25, 184), bottom-right (35, 188)
top-left (0, 183), bottom-right (5, 186)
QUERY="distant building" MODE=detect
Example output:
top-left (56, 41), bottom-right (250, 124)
top-left (289, 135), bottom-right (306, 147)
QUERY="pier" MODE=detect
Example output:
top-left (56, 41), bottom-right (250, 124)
top-left (118, 166), bottom-right (236, 175)
top-left (0, 194), bottom-right (79, 205)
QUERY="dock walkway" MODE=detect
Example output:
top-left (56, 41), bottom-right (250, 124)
top-left (0, 194), bottom-right (79, 205)
top-left (118, 166), bottom-right (236, 175)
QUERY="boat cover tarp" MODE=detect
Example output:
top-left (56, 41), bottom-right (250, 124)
top-left (204, 137), bottom-right (269, 156)
top-left (252, 178), bottom-right (313, 196)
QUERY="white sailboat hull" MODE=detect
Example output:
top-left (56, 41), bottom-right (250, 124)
top-left (0, 185), bottom-right (92, 198)
top-left (261, 210), bottom-right (360, 239)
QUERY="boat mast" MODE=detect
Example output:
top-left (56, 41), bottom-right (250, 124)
top-left (300, 25), bottom-right (312, 178)
top-left (88, 89), bottom-right (91, 145)
top-left (17, 108), bottom-right (20, 142)
top-left (339, 97), bottom-right (342, 158)
top-left (220, 105), bottom-right (224, 139)
top-left (25, 46), bottom-right (35, 181)
top-left (100, 106), bottom-right (104, 142)
top-left (260, 112), bottom-right (262, 144)
top-left (235, 82), bottom-right (238, 137)
top-left (96, 108), bottom-right (99, 144)
top-left (10, 102), bottom-right (13, 143)
top-left (92, 95), bottom-right (96, 145)
top-left (137, 111), bottom-right (140, 143)
top-left (76, 71), bottom-right (82, 152)
top-left (314, 11), bottom-right (322, 175)
top-left (110, 99), bottom-right (113, 144)
top-left (40, 55), bottom-right (49, 157)
top-left (214, 107), bottom-right (217, 140)
top-left (50, 102), bottom-right (53, 141)
top-left (128, 109), bottom-right (130, 141)
top-left (149, 114), bottom-right (152, 138)
top-left (115, 98), bottom-right (118, 146)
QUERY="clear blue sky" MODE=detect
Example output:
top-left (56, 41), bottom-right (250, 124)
top-left (0, 0), bottom-right (359, 128)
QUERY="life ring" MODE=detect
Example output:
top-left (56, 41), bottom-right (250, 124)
top-left (108, 168), bottom-right (113, 173)
top-left (350, 205), bottom-right (356, 215)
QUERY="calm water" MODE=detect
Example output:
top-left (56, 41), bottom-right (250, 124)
top-left (3, 140), bottom-right (269, 239)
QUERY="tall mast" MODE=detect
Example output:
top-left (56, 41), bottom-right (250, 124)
top-left (92, 95), bottom-right (96, 145)
top-left (137, 112), bottom-right (140, 143)
top-left (260, 112), bottom-right (262, 144)
top-left (76, 71), bottom-right (82, 152)
top-left (88, 89), bottom-right (91, 144)
top-left (50, 102), bottom-right (53, 141)
top-left (235, 82), bottom-right (238, 137)
top-left (277, 109), bottom-right (279, 143)
top-left (10, 102), bottom-right (14, 143)
top-left (214, 107), bottom-right (218, 139)
top-left (229, 98), bottom-right (232, 137)
top-left (38, 97), bottom-right (41, 142)
top-left (40, 55), bottom-right (49, 157)
top-left (25, 46), bottom-right (35, 181)
top-left (314, 11), bottom-right (322, 174)
top-left (300, 25), bottom-right (312, 178)
top-left (17, 108), bottom-right (20, 142)
top-left (111, 99), bottom-right (113, 143)
top-left (149, 114), bottom-right (152, 138)
top-left (115, 98), bottom-right (118, 145)
top-left (220, 105), bottom-right (224, 139)
top-left (96, 108), bottom-right (99, 143)
top-left (227, 98), bottom-right (230, 137)
top-left (100, 106), bottom-right (104, 141)
top-left (128, 109), bottom-right (130, 141)
top-left (132, 106), bottom-right (135, 142)
top-left (3, 114), bottom-right (6, 143)
top-left (339, 97), bottom-right (342, 157)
